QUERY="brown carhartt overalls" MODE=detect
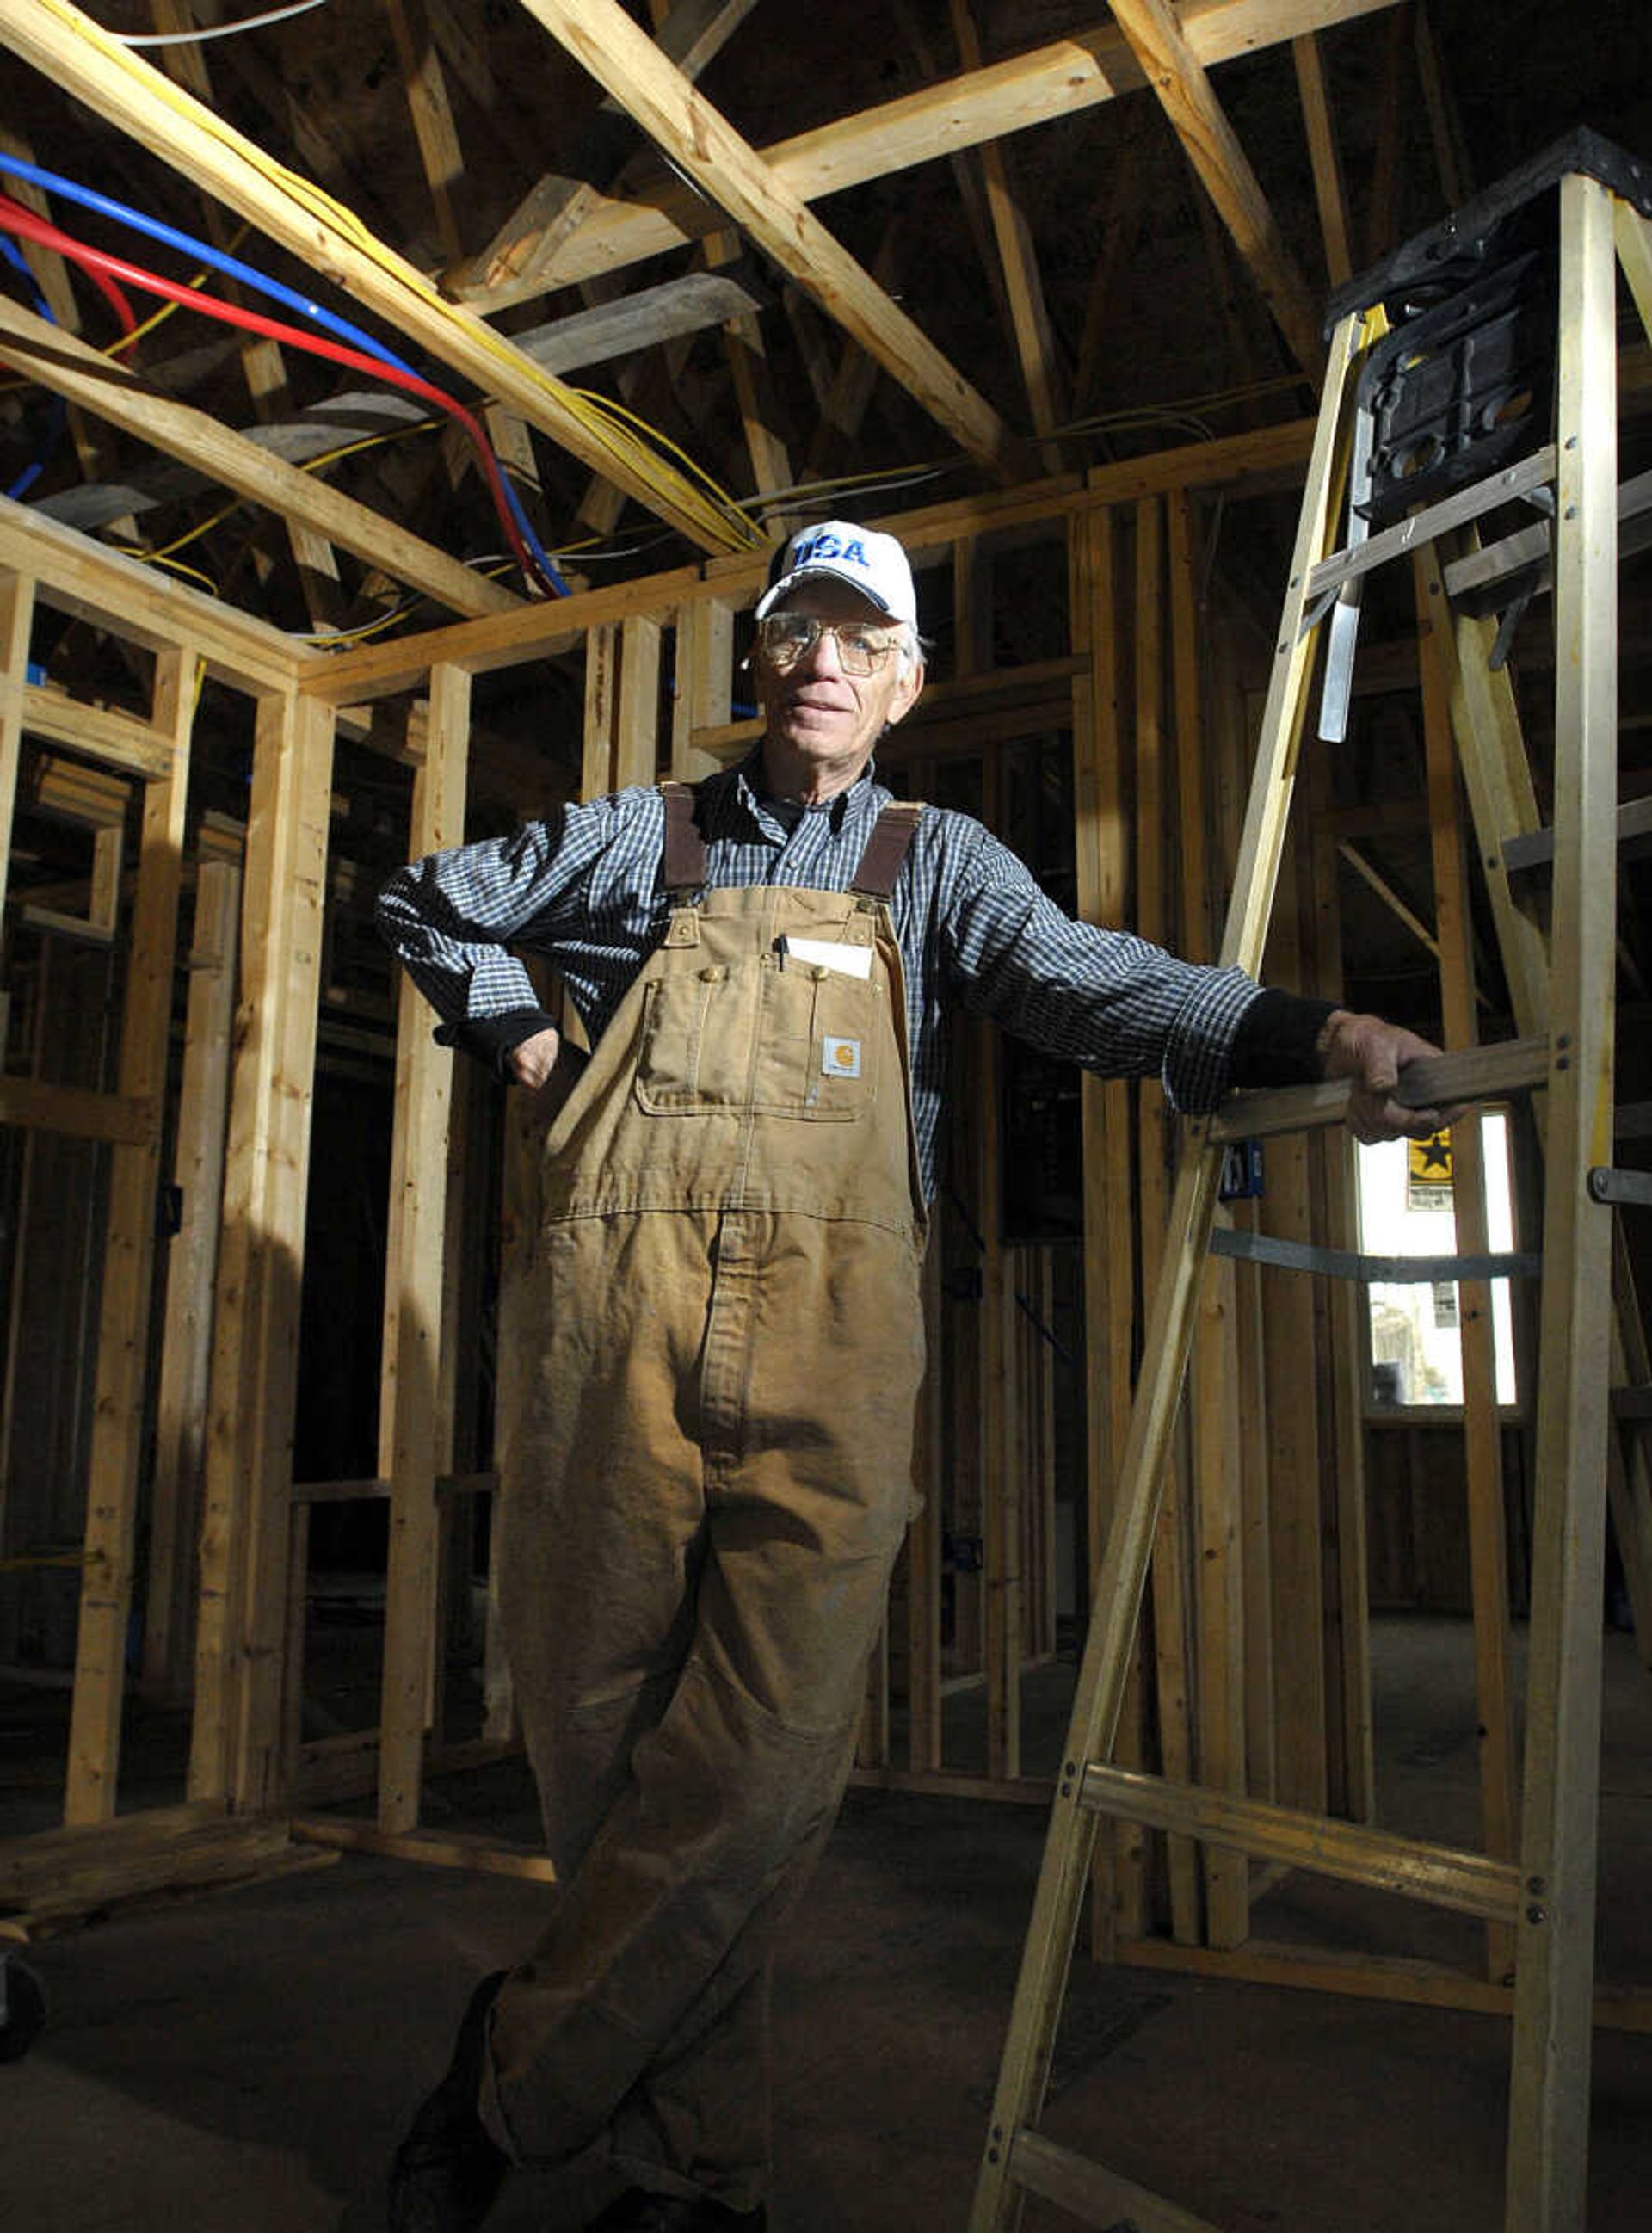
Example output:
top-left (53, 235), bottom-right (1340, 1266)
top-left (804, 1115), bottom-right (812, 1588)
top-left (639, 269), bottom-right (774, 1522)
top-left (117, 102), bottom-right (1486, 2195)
top-left (480, 786), bottom-right (928, 2212)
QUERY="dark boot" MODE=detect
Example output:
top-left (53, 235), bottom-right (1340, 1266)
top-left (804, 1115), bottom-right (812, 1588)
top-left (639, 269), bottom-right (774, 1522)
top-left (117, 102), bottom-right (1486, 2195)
top-left (386, 1971), bottom-right (511, 2232)
top-left (586, 2191), bottom-right (767, 2231)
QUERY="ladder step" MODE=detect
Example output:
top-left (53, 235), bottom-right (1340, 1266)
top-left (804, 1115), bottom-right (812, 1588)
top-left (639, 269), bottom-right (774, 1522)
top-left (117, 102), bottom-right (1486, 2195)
top-left (1499, 793), bottom-right (1652, 876)
top-left (1209, 1227), bottom-right (1539, 1285)
top-left (1076, 1764), bottom-right (1522, 1924)
top-left (1006, 2130), bottom-right (1224, 2232)
top-left (1209, 1035), bottom-right (1548, 1145)
top-left (1443, 462), bottom-right (1652, 617)
top-left (1304, 446), bottom-right (1556, 604)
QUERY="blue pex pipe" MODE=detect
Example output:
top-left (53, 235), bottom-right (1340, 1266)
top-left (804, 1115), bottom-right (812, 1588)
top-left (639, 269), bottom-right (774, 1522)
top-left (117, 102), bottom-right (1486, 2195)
top-left (0, 154), bottom-right (572, 599)
top-left (0, 148), bottom-right (423, 381)
top-left (2, 229), bottom-right (67, 499)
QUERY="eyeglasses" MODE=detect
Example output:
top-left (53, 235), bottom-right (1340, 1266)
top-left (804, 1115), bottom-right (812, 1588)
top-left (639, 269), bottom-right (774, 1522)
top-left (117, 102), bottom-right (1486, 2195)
top-left (755, 613), bottom-right (902, 676)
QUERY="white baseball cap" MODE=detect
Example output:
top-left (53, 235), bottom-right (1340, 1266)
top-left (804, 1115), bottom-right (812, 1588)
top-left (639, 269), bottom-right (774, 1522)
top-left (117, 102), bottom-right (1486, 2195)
top-left (754, 520), bottom-right (917, 627)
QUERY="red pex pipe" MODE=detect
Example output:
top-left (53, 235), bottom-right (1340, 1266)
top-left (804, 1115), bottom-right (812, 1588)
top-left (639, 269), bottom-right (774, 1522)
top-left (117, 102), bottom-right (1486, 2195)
top-left (0, 191), bottom-right (550, 590)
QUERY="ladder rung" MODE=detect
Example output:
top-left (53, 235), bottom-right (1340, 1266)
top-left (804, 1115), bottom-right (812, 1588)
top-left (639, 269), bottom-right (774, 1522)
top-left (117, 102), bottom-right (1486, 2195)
top-left (1443, 462), bottom-right (1652, 616)
top-left (1076, 1764), bottom-right (1522, 1925)
top-left (1304, 445), bottom-right (1556, 604)
top-left (1500, 793), bottom-right (1652, 876)
top-left (1210, 1227), bottom-right (1540, 1285)
top-left (1006, 2130), bottom-right (1224, 2232)
top-left (1209, 1035), bottom-right (1549, 1145)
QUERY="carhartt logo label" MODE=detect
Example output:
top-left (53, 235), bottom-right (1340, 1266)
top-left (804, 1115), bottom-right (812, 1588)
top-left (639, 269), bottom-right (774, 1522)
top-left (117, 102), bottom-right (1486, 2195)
top-left (822, 1036), bottom-right (861, 1078)
top-left (794, 531), bottom-right (869, 573)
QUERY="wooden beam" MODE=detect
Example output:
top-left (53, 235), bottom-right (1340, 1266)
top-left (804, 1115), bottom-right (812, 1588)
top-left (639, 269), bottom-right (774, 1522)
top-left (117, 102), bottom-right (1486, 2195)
top-left (422, 0), bottom-right (553, 184)
top-left (1133, 493), bottom-right (1201, 1946)
top-left (465, 0), bottom-right (1401, 308)
top-left (64, 646), bottom-right (193, 1822)
top-left (949, 0), bottom-right (1069, 472)
top-left (384, 0), bottom-right (468, 264)
top-left (0, 0), bottom-right (751, 553)
top-left (142, 844), bottom-right (241, 1705)
top-left (45, 274), bottom-right (761, 546)
top-left (1292, 31), bottom-right (1354, 287)
top-left (146, 0), bottom-right (351, 632)
top-left (447, 0), bottom-right (761, 297)
top-left (1067, 504), bottom-right (1137, 1944)
top-left (0, 571), bottom-right (33, 939)
top-left (1415, 546), bottom-right (1517, 1983)
top-left (377, 667), bottom-right (469, 1832)
top-left (303, 416), bottom-right (1321, 709)
top-left (0, 494), bottom-right (302, 694)
top-left (512, 0), bottom-right (1028, 479)
top-left (188, 691), bottom-right (335, 1811)
top-left (1106, 0), bottom-right (1328, 380)
top-left (669, 593), bottom-right (733, 781)
top-left (800, 213), bottom-right (906, 485)
top-left (0, 123), bottom-right (128, 490)
top-left (0, 297), bottom-right (519, 620)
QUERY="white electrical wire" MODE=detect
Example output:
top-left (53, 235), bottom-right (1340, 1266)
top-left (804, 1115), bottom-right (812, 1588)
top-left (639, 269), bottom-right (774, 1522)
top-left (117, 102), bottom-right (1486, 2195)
top-left (114, 1), bottom-right (331, 48)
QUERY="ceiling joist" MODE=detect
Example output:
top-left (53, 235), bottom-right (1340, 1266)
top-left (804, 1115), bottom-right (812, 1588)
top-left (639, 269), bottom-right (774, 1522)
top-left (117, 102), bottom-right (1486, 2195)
top-left (512, 0), bottom-right (1032, 483)
top-left (948, 0), bottom-right (1069, 475)
top-left (0, 0), bottom-right (755, 555)
top-left (0, 293), bottom-right (521, 620)
top-left (461, 0), bottom-right (1403, 312)
top-left (1107, 0), bottom-right (1328, 380)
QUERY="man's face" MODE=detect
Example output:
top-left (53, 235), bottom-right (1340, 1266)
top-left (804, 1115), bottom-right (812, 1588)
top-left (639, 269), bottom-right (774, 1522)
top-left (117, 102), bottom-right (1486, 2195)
top-left (751, 578), bottom-right (923, 788)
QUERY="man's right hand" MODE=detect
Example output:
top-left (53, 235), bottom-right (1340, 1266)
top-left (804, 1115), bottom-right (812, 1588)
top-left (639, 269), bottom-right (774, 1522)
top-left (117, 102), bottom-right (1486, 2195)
top-left (506, 1025), bottom-right (564, 1090)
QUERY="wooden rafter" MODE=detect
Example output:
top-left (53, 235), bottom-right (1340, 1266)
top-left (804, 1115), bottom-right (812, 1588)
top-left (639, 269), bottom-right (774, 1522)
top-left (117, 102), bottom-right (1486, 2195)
top-left (1106, 0), bottom-right (1327, 380)
top-left (383, 0), bottom-right (468, 265)
top-left (421, 0), bottom-right (551, 184)
top-left (0, 295), bottom-right (520, 618)
top-left (447, 0), bottom-right (761, 301)
top-left (39, 274), bottom-right (765, 543)
top-left (1292, 30), bottom-right (1354, 288)
top-left (802, 214), bottom-right (907, 486)
top-left (512, 0), bottom-right (1030, 481)
top-left (0, 0), bottom-right (752, 553)
top-left (948, 0), bottom-right (1069, 473)
top-left (1071, 102), bottom-right (1154, 420)
top-left (148, 0), bottom-right (342, 630)
top-left (1413, 0), bottom-right (1473, 211)
top-left (462, 0), bottom-right (1403, 312)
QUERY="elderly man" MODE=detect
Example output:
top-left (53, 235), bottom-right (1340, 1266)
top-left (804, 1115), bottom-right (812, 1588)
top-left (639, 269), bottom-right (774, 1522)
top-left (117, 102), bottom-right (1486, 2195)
top-left (376, 520), bottom-right (1446, 2233)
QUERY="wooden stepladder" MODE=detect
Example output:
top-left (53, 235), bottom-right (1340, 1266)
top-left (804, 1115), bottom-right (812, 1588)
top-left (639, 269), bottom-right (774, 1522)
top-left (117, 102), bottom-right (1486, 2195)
top-left (972, 132), bottom-right (1651, 2233)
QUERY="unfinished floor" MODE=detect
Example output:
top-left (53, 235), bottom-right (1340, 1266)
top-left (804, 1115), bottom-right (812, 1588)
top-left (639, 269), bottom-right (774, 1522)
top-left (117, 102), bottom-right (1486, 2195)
top-left (2, 1613), bottom-right (1649, 2233)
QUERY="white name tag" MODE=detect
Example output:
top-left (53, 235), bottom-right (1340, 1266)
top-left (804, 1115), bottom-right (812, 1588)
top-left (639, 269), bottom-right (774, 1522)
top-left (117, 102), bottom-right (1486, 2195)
top-left (822, 1036), bottom-right (862, 1079)
top-left (779, 935), bottom-right (873, 979)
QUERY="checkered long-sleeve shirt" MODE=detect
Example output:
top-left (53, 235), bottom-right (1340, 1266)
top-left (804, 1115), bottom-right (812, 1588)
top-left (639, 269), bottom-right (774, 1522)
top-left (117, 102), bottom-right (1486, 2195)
top-left (375, 755), bottom-right (1279, 1200)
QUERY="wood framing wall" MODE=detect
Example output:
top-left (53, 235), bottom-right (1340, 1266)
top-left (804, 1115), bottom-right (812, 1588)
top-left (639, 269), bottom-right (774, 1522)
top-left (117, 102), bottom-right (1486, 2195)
top-left (0, 428), bottom-right (1588, 2002)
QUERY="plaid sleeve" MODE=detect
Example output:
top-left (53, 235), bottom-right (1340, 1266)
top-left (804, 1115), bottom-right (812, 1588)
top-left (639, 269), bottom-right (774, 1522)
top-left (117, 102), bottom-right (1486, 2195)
top-left (934, 818), bottom-right (1262, 1113)
top-left (374, 798), bottom-right (621, 1033)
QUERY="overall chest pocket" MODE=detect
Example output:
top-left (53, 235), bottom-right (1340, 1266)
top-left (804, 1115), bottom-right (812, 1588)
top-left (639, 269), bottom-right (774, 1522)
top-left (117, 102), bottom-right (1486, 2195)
top-left (634, 953), bottom-right (881, 1119)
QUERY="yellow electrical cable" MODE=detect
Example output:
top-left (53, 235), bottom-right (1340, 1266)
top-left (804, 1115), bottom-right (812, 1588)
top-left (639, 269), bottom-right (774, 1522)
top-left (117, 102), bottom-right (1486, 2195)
top-left (115, 494), bottom-right (242, 564)
top-left (140, 549), bottom-right (220, 595)
top-left (567, 386), bottom-right (754, 532)
top-left (35, 0), bottom-right (761, 554)
top-left (304, 558), bottom-right (516, 648)
top-left (302, 598), bottom-right (415, 649)
top-left (111, 411), bottom-right (445, 574)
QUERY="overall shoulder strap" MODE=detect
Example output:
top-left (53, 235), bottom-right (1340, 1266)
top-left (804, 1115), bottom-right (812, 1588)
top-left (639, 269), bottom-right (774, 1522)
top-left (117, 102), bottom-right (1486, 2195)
top-left (660, 780), bottom-right (708, 894)
top-left (850, 801), bottom-right (924, 901)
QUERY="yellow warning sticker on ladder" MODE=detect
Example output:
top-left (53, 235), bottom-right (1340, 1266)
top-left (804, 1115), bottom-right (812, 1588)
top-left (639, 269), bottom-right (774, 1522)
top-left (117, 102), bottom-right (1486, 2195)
top-left (1407, 1129), bottom-right (1454, 1209)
